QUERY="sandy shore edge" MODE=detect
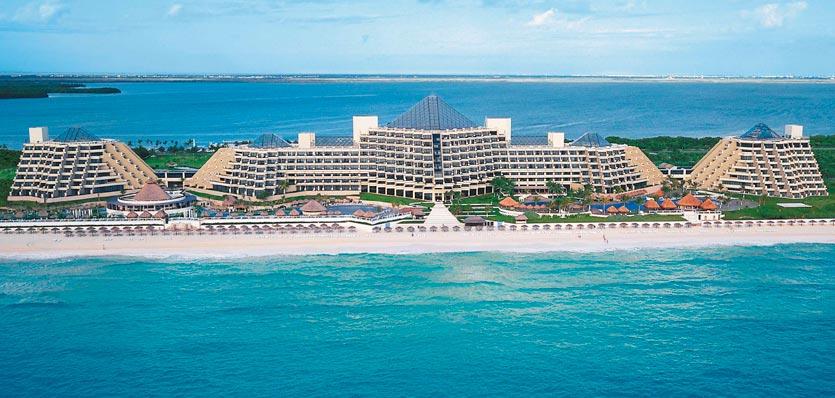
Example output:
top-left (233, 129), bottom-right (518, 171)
top-left (1, 226), bottom-right (833, 260)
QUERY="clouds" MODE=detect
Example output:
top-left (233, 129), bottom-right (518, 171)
top-left (527, 8), bottom-right (556, 26)
top-left (745, 1), bottom-right (807, 28)
top-left (12, 1), bottom-right (66, 24)
top-left (166, 3), bottom-right (183, 18)
top-left (0, 0), bottom-right (831, 75)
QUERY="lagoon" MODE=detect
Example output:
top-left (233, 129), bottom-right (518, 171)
top-left (2, 81), bottom-right (835, 148)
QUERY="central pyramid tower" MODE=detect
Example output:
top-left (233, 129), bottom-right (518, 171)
top-left (387, 95), bottom-right (478, 130)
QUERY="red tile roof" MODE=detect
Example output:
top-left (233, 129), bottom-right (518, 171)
top-left (678, 193), bottom-right (702, 208)
top-left (499, 197), bottom-right (520, 208)
top-left (700, 198), bottom-right (718, 210)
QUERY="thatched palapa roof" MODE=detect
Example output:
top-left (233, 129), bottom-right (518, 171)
top-left (134, 180), bottom-right (172, 202)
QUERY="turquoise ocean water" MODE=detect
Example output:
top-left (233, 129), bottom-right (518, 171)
top-left (2, 244), bottom-right (834, 396)
top-left (2, 81), bottom-right (835, 148)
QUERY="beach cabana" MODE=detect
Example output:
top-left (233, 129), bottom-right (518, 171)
top-left (515, 214), bottom-right (528, 224)
top-left (300, 200), bottom-right (327, 216)
top-left (644, 198), bottom-right (660, 212)
top-left (289, 209), bottom-right (300, 217)
top-left (606, 206), bottom-right (618, 215)
top-left (154, 210), bottom-right (167, 219)
top-left (618, 205), bottom-right (629, 214)
top-left (699, 198), bottom-right (718, 211)
top-left (499, 197), bottom-right (520, 208)
top-left (678, 193), bottom-right (702, 209)
top-left (139, 210), bottom-right (152, 219)
top-left (126, 211), bottom-right (138, 219)
top-left (463, 216), bottom-right (487, 226)
top-left (661, 198), bottom-right (677, 210)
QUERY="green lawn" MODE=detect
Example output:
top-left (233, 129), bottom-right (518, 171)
top-left (457, 194), bottom-right (499, 205)
top-left (488, 209), bottom-right (685, 224)
top-left (143, 152), bottom-right (214, 169)
top-left (360, 192), bottom-right (429, 207)
top-left (606, 136), bottom-right (721, 167)
top-left (0, 148), bottom-right (21, 206)
top-left (723, 194), bottom-right (835, 220)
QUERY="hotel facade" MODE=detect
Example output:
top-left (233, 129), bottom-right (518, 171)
top-left (186, 96), bottom-right (664, 201)
top-left (9, 127), bottom-right (157, 203)
top-left (688, 123), bottom-right (828, 198)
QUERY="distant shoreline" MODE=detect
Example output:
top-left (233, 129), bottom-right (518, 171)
top-left (3, 74), bottom-right (835, 84)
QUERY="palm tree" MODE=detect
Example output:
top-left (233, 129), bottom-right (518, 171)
top-left (279, 180), bottom-right (290, 201)
top-left (490, 175), bottom-right (515, 198)
top-left (546, 180), bottom-right (563, 196)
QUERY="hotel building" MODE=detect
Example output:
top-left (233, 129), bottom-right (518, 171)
top-left (8, 127), bottom-right (157, 203)
top-left (186, 96), bottom-right (663, 201)
top-left (688, 123), bottom-right (828, 198)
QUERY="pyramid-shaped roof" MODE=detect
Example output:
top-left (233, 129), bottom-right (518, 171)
top-left (569, 132), bottom-right (611, 147)
top-left (387, 95), bottom-right (478, 130)
top-left (644, 198), bottom-right (660, 209)
top-left (700, 198), bottom-right (718, 210)
top-left (678, 193), bottom-right (702, 207)
top-left (499, 197), bottom-right (520, 208)
top-left (300, 200), bottom-right (327, 213)
top-left (251, 133), bottom-right (291, 148)
top-left (56, 127), bottom-right (100, 142)
top-left (134, 180), bottom-right (172, 202)
top-left (740, 123), bottom-right (782, 140)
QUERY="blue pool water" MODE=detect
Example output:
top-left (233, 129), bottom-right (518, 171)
top-left (2, 81), bottom-right (835, 148)
top-left (2, 244), bottom-right (834, 396)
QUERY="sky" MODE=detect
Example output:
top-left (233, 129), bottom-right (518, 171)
top-left (0, 0), bottom-right (833, 76)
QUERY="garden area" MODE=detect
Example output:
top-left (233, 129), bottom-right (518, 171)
top-left (723, 194), bottom-right (835, 220)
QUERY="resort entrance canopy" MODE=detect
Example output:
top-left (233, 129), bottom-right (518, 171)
top-left (387, 95), bottom-right (478, 130)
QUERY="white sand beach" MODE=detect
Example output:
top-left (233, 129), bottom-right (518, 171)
top-left (1, 225), bottom-right (833, 259)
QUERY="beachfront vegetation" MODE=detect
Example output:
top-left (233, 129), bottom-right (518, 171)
top-left (490, 175), bottom-right (515, 197)
top-left (0, 79), bottom-right (120, 99)
top-left (359, 192), bottom-right (428, 207)
top-left (489, 211), bottom-right (685, 224)
top-left (723, 194), bottom-right (835, 220)
top-left (0, 148), bottom-right (21, 206)
top-left (810, 135), bottom-right (835, 194)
